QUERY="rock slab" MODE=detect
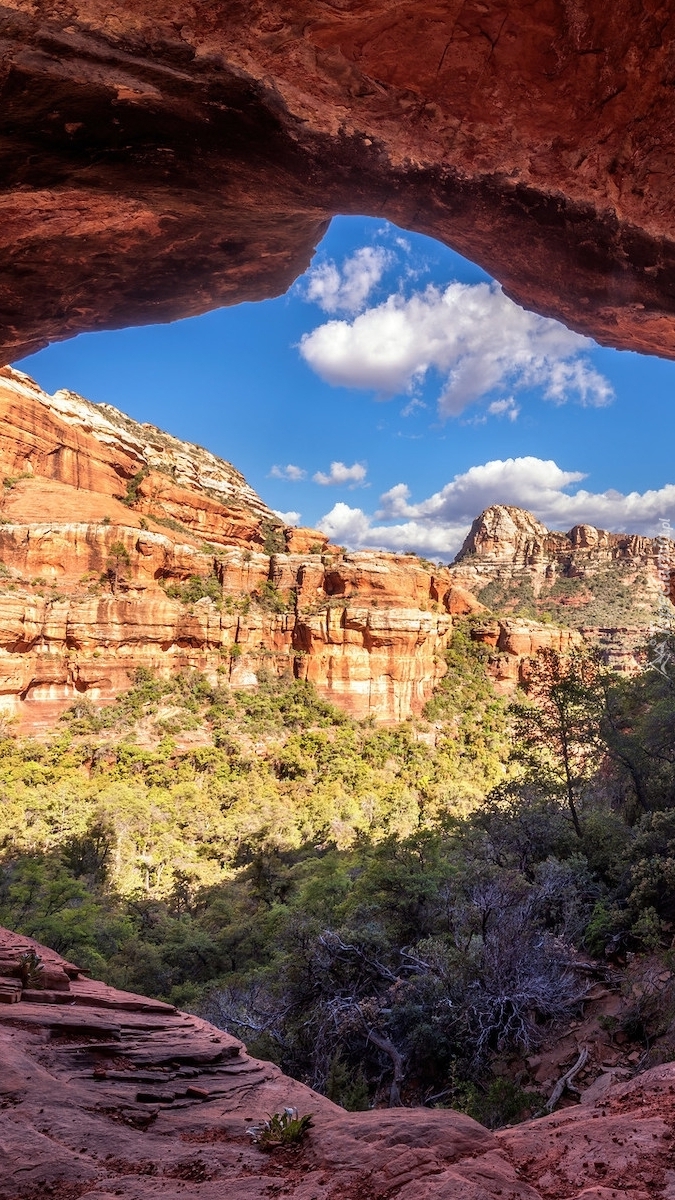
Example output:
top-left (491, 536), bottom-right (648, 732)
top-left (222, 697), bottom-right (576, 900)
top-left (0, 925), bottom-right (673, 1200)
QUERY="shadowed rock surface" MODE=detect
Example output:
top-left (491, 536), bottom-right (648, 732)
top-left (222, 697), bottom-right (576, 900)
top-left (0, 925), bottom-right (674, 1200)
top-left (4, 0), bottom-right (675, 360)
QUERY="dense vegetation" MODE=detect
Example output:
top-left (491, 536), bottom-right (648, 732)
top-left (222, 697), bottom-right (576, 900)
top-left (478, 566), bottom-right (651, 627)
top-left (3, 621), bottom-right (675, 1124)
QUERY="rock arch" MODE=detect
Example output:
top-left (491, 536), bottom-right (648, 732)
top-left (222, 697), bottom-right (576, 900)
top-left (2, 0), bottom-right (675, 361)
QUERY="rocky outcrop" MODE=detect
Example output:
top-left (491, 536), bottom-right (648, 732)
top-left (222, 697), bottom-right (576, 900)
top-left (470, 618), bottom-right (583, 693)
top-left (0, 368), bottom-right (483, 726)
top-left (452, 505), bottom-right (675, 675)
top-left (454, 505), bottom-right (669, 593)
top-left (0, 367), bottom-right (276, 544)
top-left (1, 924), bottom-right (674, 1200)
top-left (4, 2), bottom-right (675, 361)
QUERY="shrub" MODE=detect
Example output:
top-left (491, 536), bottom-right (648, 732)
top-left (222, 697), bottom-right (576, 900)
top-left (261, 520), bottom-right (286, 556)
top-left (163, 574), bottom-right (222, 605)
top-left (254, 1110), bottom-right (313, 1150)
top-left (256, 581), bottom-right (291, 613)
top-left (122, 467), bottom-right (149, 507)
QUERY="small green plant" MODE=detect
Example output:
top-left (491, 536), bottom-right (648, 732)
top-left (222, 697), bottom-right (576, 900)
top-left (139, 517), bottom-right (149, 531)
top-left (461, 1077), bottom-right (538, 1130)
top-left (256, 581), bottom-right (291, 613)
top-left (261, 519), bottom-right (286, 556)
top-left (162, 574), bottom-right (222, 605)
top-left (151, 514), bottom-right (193, 537)
top-left (19, 949), bottom-right (44, 989)
top-left (122, 467), bottom-right (149, 508)
top-left (106, 541), bottom-right (131, 594)
top-left (102, 515), bottom-right (111, 526)
top-left (3, 473), bottom-right (31, 490)
top-left (254, 1110), bottom-right (313, 1151)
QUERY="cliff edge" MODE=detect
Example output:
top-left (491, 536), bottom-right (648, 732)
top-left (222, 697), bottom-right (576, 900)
top-left (0, 925), bottom-right (672, 1200)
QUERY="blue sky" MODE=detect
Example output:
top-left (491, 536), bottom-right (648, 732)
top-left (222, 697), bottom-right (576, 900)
top-left (17, 216), bottom-right (675, 561)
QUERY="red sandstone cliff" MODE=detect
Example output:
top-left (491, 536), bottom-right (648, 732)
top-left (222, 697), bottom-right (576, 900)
top-left (0, 368), bottom-right (484, 728)
top-left (0, 374), bottom-right (663, 727)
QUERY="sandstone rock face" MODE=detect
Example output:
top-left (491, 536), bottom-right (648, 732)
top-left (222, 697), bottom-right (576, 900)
top-left (470, 618), bottom-right (583, 693)
top-left (453, 504), bottom-right (674, 675)
top-left (454, 505), bottom-right (669, 590)
top-left (0, 924), bottom-right (673, 1200)
top-left (0, 367), bottom-right (276, 542)
top-left (0, 368), bottom-right (478, 727)
top-left (4, 2), bottom-right (675, 361)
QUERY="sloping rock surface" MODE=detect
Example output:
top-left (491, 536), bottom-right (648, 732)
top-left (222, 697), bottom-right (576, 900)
top-left (4, 1), bottom-right (675, 360)
top-left (0, 926), bottom-right (673, 1200)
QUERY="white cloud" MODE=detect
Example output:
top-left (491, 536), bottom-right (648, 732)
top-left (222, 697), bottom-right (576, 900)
top-left (317, 456), bottom-right (675, 559)
top-left (319, 502), bottom-right (373, 546)
top-left (299, 281), bottom-right (613, 417)
top-left (313, 461), bottom-right (368, 487)
top-left (304, 247), bottom-right (391, 316)
top-left (269, 464), bottom-right (306, 481)
top-left (487, 397), bottom-right (520, 421)
top-left (273, 509), bottom-right (301, 525)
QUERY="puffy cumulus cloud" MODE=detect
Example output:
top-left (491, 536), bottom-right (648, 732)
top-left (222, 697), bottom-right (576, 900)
top-left (304, 247), bottom-right (391, 316)
top-left (313, 461), bottom-right (368, 487)
top-left (319, 502), bottom-right (465, 558)
top-left (318, 502), bottom-right (373, 546)
top-left (299, 282), bottom-right (613, 416)
top-left (318, 456), bottom-right (675, 559)
top-left (380, 458), bottom-right (587, 526)
top-left (273, 509), bottom-right (301, 525)
top-left (269, 464), bottom-right (306, 481)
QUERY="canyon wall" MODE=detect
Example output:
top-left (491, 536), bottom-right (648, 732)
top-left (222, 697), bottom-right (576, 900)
top-left (0, 373), bottom-right (666, 726)
top-left (4, 2), bottom-right (675, 361)
top-left (0, 368), bottom-right (483, 728)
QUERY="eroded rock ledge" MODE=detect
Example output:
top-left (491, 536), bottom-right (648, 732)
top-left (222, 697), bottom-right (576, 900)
top-left (0, 925), bottom-right (673, 1200)
top-left (3, 1), bottom-right (675, 360)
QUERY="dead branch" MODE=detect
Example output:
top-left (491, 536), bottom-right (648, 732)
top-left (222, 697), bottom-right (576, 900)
top-left (545, 1046), bottom-right (588, 1113)
top-left (361, 1021), bottom-right (405, 1108)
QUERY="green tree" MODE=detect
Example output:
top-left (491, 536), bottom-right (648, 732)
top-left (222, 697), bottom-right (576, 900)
top-left (513, 647), bottom-right (603, 837)
top-left (106, 541), bottom-right (131, 594)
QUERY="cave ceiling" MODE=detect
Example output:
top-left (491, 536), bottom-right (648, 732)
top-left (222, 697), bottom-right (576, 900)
top-left (2, 0), bottom-right (675, 362)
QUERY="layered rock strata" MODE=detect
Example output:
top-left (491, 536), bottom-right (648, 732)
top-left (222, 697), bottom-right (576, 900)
top-left (0, 368), bottom-right (484, 727)
top-left (453, 504), bottom-right (675, 675)
top-left (470, 617), bottom-right (582, 693)
top-left (0, 925), bottom-right (673, 1200)
top-left (5, 1), bottom-right (675, 361)
top-left (454, 505), bottom-right (673, 594)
